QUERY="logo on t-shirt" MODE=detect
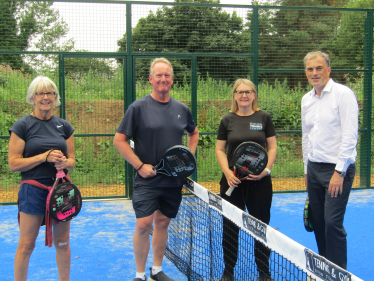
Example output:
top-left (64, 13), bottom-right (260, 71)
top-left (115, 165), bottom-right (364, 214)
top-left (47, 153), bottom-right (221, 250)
top-left (57, 125), bottom-right (63, 128)
top-left (178, 115), bottom-right (181, 119)
top-left (249, 122), bottom-right (262, 130)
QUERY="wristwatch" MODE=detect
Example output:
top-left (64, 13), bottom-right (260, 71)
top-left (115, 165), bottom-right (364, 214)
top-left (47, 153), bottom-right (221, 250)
top-left (264, 168), bottom-right (271, 176)
top-left (335, 170), bottom-right (346, 177)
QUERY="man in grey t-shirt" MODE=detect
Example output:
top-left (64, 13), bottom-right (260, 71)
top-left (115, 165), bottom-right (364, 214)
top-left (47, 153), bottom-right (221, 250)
top-left (114, 58), bottom-right (199, 281)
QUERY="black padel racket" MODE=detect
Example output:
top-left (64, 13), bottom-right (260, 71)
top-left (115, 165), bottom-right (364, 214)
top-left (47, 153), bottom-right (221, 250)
top-left (304, 195), bottom-right (313, 232)
top-left (47, 170), bottom-right (82, 222)
top-left (226, 141), bottom-right (268, 196)
top-left (153, 145), bottom-right (196, 178)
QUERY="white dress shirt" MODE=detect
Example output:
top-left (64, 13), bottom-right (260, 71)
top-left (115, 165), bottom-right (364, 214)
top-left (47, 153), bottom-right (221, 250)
top-left (301, 79), bottom-right (358, 174)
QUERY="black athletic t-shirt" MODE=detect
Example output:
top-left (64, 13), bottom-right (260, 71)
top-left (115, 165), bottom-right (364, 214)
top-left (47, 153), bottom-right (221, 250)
top-left (217, 110), bottom-right (276, 167)
top-left (116, 94), bottom-right (196, 187)
top-left (9, 115), bottom-right (75, 180)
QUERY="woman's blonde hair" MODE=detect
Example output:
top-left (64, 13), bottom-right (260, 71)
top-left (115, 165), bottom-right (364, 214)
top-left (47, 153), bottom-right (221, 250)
top-left (26, 76), bottom-right (60, 108)
top-left (230, 78), bottom-right (260, 113)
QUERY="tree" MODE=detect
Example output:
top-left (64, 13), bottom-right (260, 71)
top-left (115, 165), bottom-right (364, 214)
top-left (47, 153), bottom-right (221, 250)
top-left (252, 0), bottom-right (349, 87)
top-left (0, 1), bottom-right (36, 71)
top-left (117, 0), bottom-right (251, 83)
top-left (0, 1), bottom-right (74, 72)
top-left (330, 0), bottom-right (374, 71)
top-left (19, 1), bottom-right (74, 72)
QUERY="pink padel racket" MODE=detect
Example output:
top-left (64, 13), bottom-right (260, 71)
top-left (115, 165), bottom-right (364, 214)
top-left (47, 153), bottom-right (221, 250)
top-left (47, 170), bottom-right (82, 222)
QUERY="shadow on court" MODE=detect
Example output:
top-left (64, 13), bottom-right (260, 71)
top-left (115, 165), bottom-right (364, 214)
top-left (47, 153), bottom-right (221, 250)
top-left (0, 189), bottom-right (372, 280)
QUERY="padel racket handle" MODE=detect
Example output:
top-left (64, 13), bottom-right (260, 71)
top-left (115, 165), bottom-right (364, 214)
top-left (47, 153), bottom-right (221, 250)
top-left (226, 186), bottom-right (235, 196)
top-left (56, 170), bottom-right (65, 179)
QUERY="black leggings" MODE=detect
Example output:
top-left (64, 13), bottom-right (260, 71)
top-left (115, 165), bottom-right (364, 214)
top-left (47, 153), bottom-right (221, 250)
top-left (220, 174), bottom-right (273, 275)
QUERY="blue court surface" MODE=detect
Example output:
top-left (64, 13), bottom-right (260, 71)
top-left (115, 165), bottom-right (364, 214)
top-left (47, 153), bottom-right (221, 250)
top-left (0, 189), bottom-right (372, 281)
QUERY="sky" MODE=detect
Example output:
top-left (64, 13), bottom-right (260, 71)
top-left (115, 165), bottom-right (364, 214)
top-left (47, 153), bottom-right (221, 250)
top-left (52, 0), bottom-right (267, 52)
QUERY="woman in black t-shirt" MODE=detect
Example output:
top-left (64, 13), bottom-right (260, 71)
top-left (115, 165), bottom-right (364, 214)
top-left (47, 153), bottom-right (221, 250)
top-left (8, 76), bottom-right (75, 281)
top-left (215, 78), bottom-right (277, 281)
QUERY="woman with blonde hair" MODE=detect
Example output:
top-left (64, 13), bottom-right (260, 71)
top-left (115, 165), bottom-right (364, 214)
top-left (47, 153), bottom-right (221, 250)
top-left (8, 76), bottom-right (75, 281)
top-left (215, 78), bottom-right (277, 281)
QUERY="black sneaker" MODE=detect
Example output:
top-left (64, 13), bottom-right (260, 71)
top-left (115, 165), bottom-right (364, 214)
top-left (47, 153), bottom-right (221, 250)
top-left (133, 276), bottom-right (146, 281)
top-left (148, 268), bottom-right (174, 281)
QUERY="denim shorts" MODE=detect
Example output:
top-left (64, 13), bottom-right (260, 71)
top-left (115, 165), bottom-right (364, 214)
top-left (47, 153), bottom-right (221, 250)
top-left (132, 185), bottom-right (183, 219)
top-left (18, 178), bottom-right (54, 215)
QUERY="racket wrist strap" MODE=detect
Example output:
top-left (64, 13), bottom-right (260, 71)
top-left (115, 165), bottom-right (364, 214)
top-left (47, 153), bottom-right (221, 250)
top-left (264, 168), bottom-right (271, 176)
top-left (136, 163), bottom-right (144, 171)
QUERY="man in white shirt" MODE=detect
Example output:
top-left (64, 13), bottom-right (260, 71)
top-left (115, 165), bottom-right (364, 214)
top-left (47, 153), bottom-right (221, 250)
top-left (301, 51), bottom-right (358, 270)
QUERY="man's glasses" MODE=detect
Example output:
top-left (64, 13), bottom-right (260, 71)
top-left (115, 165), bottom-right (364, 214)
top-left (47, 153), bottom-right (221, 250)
top-left (235, 90), bottom-right (255, 96)
top-left (35, 92), bottom-right (56, 98)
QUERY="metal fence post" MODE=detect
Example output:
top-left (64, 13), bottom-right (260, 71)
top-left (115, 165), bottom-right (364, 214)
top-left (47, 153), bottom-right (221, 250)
top-left (251, 6), bottom-right (259, 89)
top-left (125, 2), bottom-right (134, 198)
top-left (361, 10), bottom-right (373, 188)
top-left (191, 56), bottom-right (198, 182)
top-left (59, 53), bottom-right (65, 119)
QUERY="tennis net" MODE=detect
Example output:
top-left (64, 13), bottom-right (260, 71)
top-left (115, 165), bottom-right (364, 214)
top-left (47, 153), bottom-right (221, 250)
top-left (160, 178), bottom-right (363, 281)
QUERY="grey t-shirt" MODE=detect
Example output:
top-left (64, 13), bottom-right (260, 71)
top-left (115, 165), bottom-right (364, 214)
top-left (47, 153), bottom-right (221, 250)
top-left (9, 115), bottom-right (75, 180)
top-left (116, 94), bottom-right (196, 187)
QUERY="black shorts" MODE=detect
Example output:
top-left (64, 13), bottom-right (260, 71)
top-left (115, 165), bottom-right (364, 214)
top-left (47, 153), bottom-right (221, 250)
top-left (132, 185), bottom-right (183, 219)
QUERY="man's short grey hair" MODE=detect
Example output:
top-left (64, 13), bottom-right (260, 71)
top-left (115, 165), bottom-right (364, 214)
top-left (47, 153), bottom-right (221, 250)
top-left (149, 57), bottom-right (174, 77)
top-left (304, 51), bottom-right (330, 68)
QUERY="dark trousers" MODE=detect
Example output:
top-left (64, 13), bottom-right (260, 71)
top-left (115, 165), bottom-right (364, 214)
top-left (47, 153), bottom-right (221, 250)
top-left (307, 160), bottom-right (355, 270)
top-left (220, 175), bottom-right (273, 276)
